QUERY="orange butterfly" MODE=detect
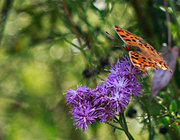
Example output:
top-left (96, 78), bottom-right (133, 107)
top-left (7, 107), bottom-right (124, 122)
top-left (114, 25), bottom-right (172, 74)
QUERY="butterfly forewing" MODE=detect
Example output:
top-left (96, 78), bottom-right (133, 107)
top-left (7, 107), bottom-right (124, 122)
top-left (114, 25), bottom-right (143, 45)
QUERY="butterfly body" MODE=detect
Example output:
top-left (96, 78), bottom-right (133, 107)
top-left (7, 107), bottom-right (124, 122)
top-left (114, 25), bottom-right (172, 73)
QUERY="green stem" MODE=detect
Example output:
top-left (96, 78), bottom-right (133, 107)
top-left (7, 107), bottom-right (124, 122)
top-left (143, 101), bottom-right (154, 140)
top-left (105, 121), bottom-right (123, 131)
top-left (64, 38), bottom-right (87, 58)
top-left (64, 38), bottom-right (94, 67)
top-left (0, 0), bottom-right (14, 45)
top-left (114, 116), bottom-right (119, 123)
top-left (169, 0), bottom-right (180, 40)
top-left (119, 111), bottom-right (134, 140)
top-left (146, 109), bottom-right (153, 140)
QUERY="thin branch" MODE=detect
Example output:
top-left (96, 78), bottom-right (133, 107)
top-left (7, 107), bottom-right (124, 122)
top-left (169, 0), bottom-right (180, 40)
top-left (114, 116), bottom-right (119, 123)
top-left (62, 0), bottom-right (82, 47)
top-left (144, 104), bottom-right (154, 140)
top-left (119, 112), bottom-right (135, 140)
top-left (64, 38), bottom-right (87, 58)
top-left (105, 121), bottom-right (123, 131)
top-left (0, 0), bottom-right (14, 46)
top-left (164, 0), bottom-right (171, 48)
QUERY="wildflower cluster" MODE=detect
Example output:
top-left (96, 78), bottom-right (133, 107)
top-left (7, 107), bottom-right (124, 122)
top-left (64, 55), bottom-right (143, 131)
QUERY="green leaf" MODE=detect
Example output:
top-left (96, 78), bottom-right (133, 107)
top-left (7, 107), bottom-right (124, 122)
top-left (177, 112), bottom-right (180, 118)
top-left (171, 122), bottom-right (179, 128)
top-left (160, 117), bottom-right (171, 125)
top-left (169, 100), bottom-right (177, 114)
top-left (113, 128), bottom-right (116, 133)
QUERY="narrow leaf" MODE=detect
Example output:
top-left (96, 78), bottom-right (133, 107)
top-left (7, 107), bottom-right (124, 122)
top-left (169, 100), bottom-right (177, 113)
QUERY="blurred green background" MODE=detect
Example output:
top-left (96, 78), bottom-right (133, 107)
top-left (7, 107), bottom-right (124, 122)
top-left (0, 0), bottom-right (179, 140)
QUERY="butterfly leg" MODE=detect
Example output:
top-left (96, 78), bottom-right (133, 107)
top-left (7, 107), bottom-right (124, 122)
top-left (143, 68), bottom-right (148, 74)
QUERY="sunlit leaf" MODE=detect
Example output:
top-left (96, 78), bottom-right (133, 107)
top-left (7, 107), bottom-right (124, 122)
top-left (169, 100), bottom-right (177, 114)
top-left (160, 116), bottom-right (171, 125)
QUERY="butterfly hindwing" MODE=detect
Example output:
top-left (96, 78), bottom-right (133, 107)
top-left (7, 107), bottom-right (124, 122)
top-left (129, 51), bottom-right (158, 74)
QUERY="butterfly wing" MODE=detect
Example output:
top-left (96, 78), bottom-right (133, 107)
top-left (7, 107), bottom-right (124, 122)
top-left (114, 25), bottom-right (143, 45)
top-left (114, 25), bottom-right (172, 73)
top-left (129, 51), bottom-right (158, 74)
top-left (114, 25), bottom-right (158, 55)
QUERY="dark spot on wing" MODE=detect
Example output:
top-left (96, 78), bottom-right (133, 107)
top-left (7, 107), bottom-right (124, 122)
top-left (139, 40), bottom-right (143, 43)
top-left (135, 37), bottom-right (139, 39)
top-left (142, 57), bottom-right (146, 59)
top-left (149, 62), bottom-right (153, 64)
top-left (132, 39), bottom-right (136, 42)
top-left (145, 44), bottom-right (149, 48)
top-left (120, 35), bottom-right (126, 37)
top-left (134, 54), bottom-right (139, 57)
top-left (125, 39), bottom-right (131, 41)
top-left (116, 29), bottom-right (121, 32)
top-left (151, 48), bottom-right (154, 52)
top-left (131, 56), bottom-right (138, 60)
top-left (132, 61), bottom-right (137, 64)
top-left (138, 43), bottom-right (142, 46)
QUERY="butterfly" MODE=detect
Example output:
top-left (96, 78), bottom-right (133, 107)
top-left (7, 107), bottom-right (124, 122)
top-left (114, 25), bottom-right (172, 74)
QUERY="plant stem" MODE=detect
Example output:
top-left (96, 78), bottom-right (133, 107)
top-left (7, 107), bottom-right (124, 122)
top-left (106, 121), bottom-right (123, 131)
top-left (119, 111), bottom-right (134, 140)
top-left (146, 109), bottom-right (153, 140)
top-left (169, 0), bottom-right (180, 40)
top-left (64, 38), bottom-right (87, 58)
top-left (164, 0), bottom-right (171, 48)
top-left (143, 103), bottom-right (154, 140)
top-left (62, 0), bottom-right (82, 47)
top-left (0, 0), bottom-right (14, 45)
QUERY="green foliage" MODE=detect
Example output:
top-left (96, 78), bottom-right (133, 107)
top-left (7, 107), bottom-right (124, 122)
top-left (0, 0), bottom-right (179, 140)
top-left (169, 100), bottom-right (177, 114)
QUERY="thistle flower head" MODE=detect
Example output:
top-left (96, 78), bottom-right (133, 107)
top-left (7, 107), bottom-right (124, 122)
top-left (64, 55), bottom-right (143, 131)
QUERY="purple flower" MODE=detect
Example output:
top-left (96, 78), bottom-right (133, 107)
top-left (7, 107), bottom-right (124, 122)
top-left (64, 55), bottom-right (143, 131)
top-left (65, 84), bottom-right (91, 105)
top-left (108, 55), bottom-right (141, 79)
top-left (71, 101), bottom-right (97, 132)
top-left (95, 55), bottom-right (143, 115)
top-left (64, 85), bottom-right (105, 131)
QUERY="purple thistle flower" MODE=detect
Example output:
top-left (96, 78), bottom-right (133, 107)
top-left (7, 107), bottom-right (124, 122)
top-left (65, 84), bottom-right (91, 105)
top-left (108, 55), bottom-right (141, 79)
top-left (71, 101), bottom-right (97, 132)
top-left (64, 85), bottom-right (105, 131)
top-left (64, 55), bottom-right (143, 132)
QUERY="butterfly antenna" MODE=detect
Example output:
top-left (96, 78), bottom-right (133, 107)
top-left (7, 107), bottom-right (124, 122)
top-left (167, 67), bottom-right (172, 73)
top-left (105, 31), bottom-right (116, 39)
